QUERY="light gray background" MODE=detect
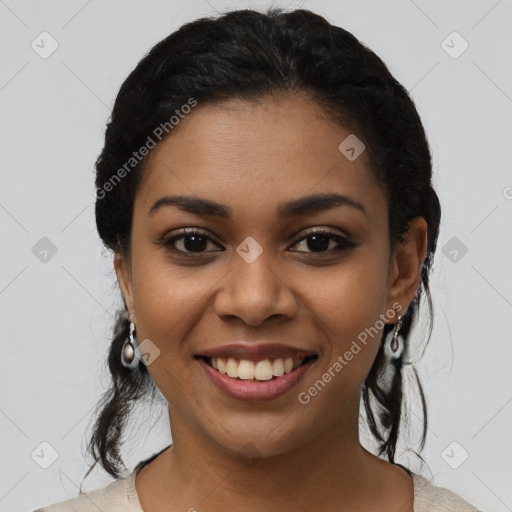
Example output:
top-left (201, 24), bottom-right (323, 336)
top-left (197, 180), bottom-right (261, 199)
top-left (1, 1), bottom-right (511, 511)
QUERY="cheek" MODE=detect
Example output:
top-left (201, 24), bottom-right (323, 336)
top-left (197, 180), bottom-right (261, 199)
top-left (292, 270), bottom-right (387, 428)
top-left (132, 266), bottom-right (208, 352)
top-left (305, 254), bottom-right (389, 382)
top-left (128, 250), bottom-right (230, 402)
top-left (313, 253), bottom-right (388, 334)
top-left (129, 263), bottom-right (212, 411)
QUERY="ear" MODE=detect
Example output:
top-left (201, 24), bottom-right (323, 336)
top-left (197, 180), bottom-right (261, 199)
top-left (114, 252), bottom-right (135, 320)
top-left (385, 217), bottom-right (428, 320)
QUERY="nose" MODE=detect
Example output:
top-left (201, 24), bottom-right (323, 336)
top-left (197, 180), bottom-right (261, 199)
top-left (213, 247), bottom-right (298, 327)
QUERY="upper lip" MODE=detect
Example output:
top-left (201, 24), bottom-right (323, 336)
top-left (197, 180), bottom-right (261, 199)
top-left (197, 343), bottom-right (316, 360)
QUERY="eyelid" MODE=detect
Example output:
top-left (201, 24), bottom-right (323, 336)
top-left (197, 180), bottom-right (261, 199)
top-left (157, 226), bottom-right (356, 256)
top-left (289, 228), bottom-right (355, 253)
top-left (156, 227), bottom-right (222, 253)
top-left (293, 227), bottom-right (350, 242)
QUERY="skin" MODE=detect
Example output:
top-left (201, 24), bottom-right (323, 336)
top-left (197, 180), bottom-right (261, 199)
top-left (115, 91), bottom-right (427, 511)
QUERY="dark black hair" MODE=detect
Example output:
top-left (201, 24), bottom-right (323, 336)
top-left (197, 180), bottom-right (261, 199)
top-left (83, 7), bottom-right (441, 485)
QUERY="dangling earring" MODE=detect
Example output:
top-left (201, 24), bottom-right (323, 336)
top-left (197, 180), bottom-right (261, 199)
top-left (384, 314), bottom-right (404, 360)
top-left (121, 321), bottom-right (140, 369)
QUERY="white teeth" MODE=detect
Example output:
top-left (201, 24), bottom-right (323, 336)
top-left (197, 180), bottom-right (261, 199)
top-left (272, 358), bottom-right (284, 377)
top-left (254, 360), bottom-right (273, 380)
top-left (226, 358), bottom-right (239, 378)
top-left (209, 356), bottom-right (307, 381)
top-left (238, 359), bottom-right (255, 380)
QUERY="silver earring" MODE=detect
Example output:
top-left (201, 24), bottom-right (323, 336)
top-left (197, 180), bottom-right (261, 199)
top-left (384, 314), bottom-right (404, 360)
top-left (121, 321), bottom-right (140, 369)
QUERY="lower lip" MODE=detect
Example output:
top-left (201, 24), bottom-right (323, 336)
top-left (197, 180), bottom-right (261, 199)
top-left (197, 357), bottom-right (316, 402)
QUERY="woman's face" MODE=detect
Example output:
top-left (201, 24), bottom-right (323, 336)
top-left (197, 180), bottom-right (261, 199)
top-left (115, 93), bottom-right (426, 458)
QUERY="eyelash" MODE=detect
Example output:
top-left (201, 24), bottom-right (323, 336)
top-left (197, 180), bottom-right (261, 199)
top-left (157, 227), bottom-right (358, 258)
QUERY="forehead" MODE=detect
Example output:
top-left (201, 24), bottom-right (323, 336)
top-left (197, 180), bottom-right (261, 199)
top-left (135, 94), bottom-right (386, 224)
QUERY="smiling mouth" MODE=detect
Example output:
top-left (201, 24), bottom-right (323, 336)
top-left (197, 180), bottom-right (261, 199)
top-left (196, 355), bottom-right (318, 382)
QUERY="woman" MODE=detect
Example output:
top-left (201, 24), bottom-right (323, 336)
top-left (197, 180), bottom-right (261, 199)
top-left (35, 8), bottom-right (482, 511)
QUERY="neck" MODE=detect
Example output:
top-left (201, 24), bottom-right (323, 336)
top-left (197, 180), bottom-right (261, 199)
top-left (138, 396), bottom-right (393, 511)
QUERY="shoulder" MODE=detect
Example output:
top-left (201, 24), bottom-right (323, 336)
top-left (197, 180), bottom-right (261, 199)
top-left (412, 474), bottom-right (483, 511)
top-left (33, 470), bottom-right (140, 512)
top-left (34, 444), bottom-right (172, 512)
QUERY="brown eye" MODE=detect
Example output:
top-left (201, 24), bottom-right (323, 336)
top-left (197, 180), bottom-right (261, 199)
top-left (156, 227), bottom-right (357, 259)
top-left (290, 229), bottom-right (356, 254)
top-left (160, 229), bottom-right (220, 254)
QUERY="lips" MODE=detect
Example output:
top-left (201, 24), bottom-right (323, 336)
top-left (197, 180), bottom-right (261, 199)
top-left (197, 356), bottom-right (316, 401)
top-left (194, 343), bottom-right (318, 401)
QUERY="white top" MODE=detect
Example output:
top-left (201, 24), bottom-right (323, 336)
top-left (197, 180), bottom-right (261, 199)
top-left (35, 468), bottom-right (482, 511)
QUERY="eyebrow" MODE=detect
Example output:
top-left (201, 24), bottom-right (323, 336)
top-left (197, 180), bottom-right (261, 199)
top-left (148, 193), bottom-right (368, 219)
